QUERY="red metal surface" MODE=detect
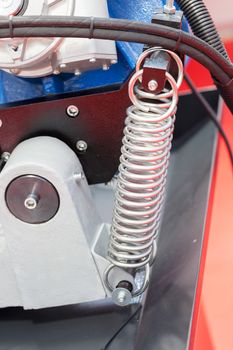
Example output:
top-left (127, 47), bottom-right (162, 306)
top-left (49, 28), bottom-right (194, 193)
top-left (187, 41), bottom-right (233, 350)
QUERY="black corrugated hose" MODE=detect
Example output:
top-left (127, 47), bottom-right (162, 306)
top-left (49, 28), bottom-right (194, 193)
top-left (176, 0), bottom-right (233, 112)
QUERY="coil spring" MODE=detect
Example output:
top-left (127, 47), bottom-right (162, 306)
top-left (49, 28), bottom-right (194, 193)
top-left (107, 48), bottom-right (183, 271)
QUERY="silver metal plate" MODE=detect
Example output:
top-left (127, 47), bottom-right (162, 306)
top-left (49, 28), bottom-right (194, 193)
top-left (5, 175), bottom-right (60, 224)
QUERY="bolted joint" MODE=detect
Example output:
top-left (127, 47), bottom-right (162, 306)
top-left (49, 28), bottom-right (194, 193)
top-left (164, 0), bottom-right (176, 14)
top-left (66, 105), bottom-right (79, 118)
top-left (112, 281), bottom-right (133, 307)
top-left (76, 140), bottom-right (88, 153)
top-left (24, 194), bottom-right (39, 210)
top-left (148, 80), bottom-right (158, 92)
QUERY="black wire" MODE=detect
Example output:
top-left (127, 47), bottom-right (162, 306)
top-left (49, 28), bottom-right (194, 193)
top-left (0, 16), bottom-right (232, 111)
top-left (101, 305), bottom-right (142, 350)
top-left (0, 16), bottom-right (232, 79)
top-left (184, 73), bottom-right (233, 167)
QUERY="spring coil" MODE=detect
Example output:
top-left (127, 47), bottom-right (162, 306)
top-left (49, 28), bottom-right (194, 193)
top-left (107, 48), bottom-right (183, 270)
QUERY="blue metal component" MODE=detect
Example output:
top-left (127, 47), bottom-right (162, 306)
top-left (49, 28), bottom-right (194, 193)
top-left (0, 0), bottom-right (187, 105)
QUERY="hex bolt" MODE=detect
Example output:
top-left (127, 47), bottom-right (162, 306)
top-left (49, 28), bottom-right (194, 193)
top-left (112, 287), bottom-right (132, 307)
top-left (53, 68), bottom-right (60, 75)
top-left (76, 140), bottom-right (88, 153)
top-left (103, 64), bottom-right (109, 71)
top-left (1, 152), bottom-right (10, 162)
top-left (148, 80), bottom-right (158, 92)
top-left (73, 172), bottom-right (85, 182)
top-left (66, 105), bottom-right (79, 118)
top-left (24, 195), bottom-right (39, 210)
top-left (117, 290), bottom-right (127, 304)
top-left (112, 281), bottom-right (133, 307)
top-left (74, 69), bottom-right (81, 76)
top-left (60, 63), bottom-right (67, 69)
top-left (164, 0), bottom-right (176, 14)
top-left (89, 58), bottom-right (96, 63)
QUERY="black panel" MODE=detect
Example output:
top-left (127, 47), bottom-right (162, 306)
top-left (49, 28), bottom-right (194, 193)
top-left (0, 83), bottom-right (219, 184)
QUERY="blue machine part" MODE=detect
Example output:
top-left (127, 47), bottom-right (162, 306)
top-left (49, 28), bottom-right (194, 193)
top-left (0, 0), bottom-right (186, 105)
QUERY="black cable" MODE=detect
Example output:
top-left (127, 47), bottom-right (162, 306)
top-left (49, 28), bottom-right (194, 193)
top-left (184, 73), bottom-right (233, 167)
top-left (0, 16), bottom-right (231, 111)
top-left (101, 305), bottom-right (142, 350)
top-left (0, 17), bottom-right (231, 75)
top-left (0, 16), bottom-right (232, 110)
top-left (0, 17), bottom-right (231, 84)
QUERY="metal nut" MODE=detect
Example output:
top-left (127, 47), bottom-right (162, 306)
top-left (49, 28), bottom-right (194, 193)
top-left (67, 105), bottom-right (79, 118)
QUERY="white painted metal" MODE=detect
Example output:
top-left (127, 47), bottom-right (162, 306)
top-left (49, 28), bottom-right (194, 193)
top-left (0, 0), bottom-right (117, 77)
top-left (0, 137), bottom-right (106, 309)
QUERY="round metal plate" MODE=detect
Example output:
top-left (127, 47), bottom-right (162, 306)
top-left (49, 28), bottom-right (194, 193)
top-left (6, 175), bottom-right (60, 224)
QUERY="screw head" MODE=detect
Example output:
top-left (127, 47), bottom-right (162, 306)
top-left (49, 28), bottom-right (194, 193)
top-left (112, 288), bottom-right (132, 307)
top-left (148, 80), bottom-right (158, 92)
top-left (10, 68), bottom-right (20, 75)
top-left (53, 68), bottom-right (60, 75)
top-left (103, 64), bottom-right (109, 71)
top-left (60, 63), bottom-right (67, 69)
top-left (1, 152), bottom-right (10, 162)
top-left (73, 172), bottom-right (85, 182)
top-left (67, 105), bottom-right (79, 118)
top-left (24, 195), bottom-right (38, 210)
top-left (89, 58), bottom-right (96, 63)
top-left (74, 69), bottom-right (81, 76)
top-left (76, 140), bottom-right (88, 153)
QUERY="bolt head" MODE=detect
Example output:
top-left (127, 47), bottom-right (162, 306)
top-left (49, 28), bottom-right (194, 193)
top-left (10, 68), bottom-right (20, 75)
top-left (24, 195), bottom-right (38, 210)
top-left (67, 105), bottom-right (79, 118)
top-left (1, 152), bottom-right (10, 162)
top-left (89, 58), bottom-right (96, 63)
top-left (148, 80), bottom-right (158, 92)
top-left (112, 288), bottom-right (132, 307)
top-left (76, 140), bottom-right (88, 153)
top-left (103, 64), bottom-right (109, 71)
top-left (163, 5), bottom-right (176, 14)
top-left (73, 172), bottom-right (84, 182)
top-left (53, 69), bottom-right (60, 75)
top-left (75, 69), bottom-right (81, 76)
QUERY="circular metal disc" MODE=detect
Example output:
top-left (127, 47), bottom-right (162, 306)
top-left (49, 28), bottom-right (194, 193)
top-left (6, 175), bottom-right (60, 224)
top-left (0, 0), bottom-right (24, 16)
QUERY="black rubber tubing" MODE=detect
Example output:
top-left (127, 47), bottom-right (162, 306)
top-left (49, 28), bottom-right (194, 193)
top-left (0, 16), bottom-right (232, 112)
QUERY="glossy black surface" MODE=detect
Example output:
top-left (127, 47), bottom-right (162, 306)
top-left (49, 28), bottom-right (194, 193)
top-left (0, 84), bottom-right (218, 184)
top-left (0, 93), bottom-right (219, 349)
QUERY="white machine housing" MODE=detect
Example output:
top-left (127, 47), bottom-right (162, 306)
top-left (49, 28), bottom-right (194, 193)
top-left (0, 137), bottom-right (107, 309)
top-left (0, 0), bottom-right (117, 77)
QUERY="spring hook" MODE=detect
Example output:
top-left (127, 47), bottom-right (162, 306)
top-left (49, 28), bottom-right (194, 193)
top-left (106, 48), bottom-right (184, 296)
